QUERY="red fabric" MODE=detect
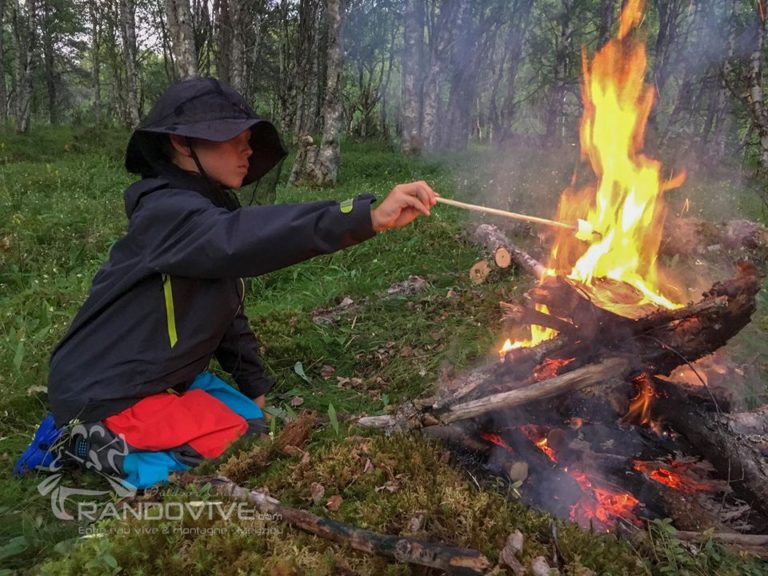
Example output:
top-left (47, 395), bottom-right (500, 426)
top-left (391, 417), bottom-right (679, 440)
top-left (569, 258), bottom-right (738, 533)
top-left (105, 389), bottom-right (247, 459)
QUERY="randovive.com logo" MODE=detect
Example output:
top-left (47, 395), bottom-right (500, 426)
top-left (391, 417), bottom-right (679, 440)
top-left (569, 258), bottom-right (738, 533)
top-left (37, 422), bottom-right (136, 521)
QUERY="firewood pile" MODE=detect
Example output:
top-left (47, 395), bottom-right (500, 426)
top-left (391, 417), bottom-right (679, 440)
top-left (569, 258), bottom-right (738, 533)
top-left (360, 224), bottom-right (768, 546)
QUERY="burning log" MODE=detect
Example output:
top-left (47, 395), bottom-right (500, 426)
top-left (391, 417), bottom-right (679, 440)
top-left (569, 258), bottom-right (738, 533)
top-left (185, 475), bottom-right (493, 575)
top-left (438, 358), bottom-right (630, 424)
top-left (659, 404), bottom-right (768, 518)
top-left (360, 264), bottom-right (761, 438)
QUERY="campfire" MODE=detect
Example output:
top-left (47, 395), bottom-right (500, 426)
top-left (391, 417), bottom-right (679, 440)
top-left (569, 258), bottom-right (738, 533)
top-left (361, 0), bottom-right (767, 541)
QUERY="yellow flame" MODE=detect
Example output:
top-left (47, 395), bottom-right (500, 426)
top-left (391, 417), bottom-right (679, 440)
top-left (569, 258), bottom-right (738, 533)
top-left (551, 0), bottom-right (682, 311)
top-left (500, 0), bottom-right (684, 357)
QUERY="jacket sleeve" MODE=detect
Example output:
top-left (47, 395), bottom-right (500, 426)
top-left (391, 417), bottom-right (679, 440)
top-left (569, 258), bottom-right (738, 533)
top-left (130, 191), bottom-right (377, 278)
top-left (215, 310), bottom-right (274, 398)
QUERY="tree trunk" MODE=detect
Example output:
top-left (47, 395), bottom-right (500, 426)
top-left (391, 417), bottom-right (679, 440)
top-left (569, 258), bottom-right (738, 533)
top-left (421, 2), bottom-right (457, 152)
top-left (309, 0), bottom-right (344, 185)
top-left (120, 0), bottom-right (141, 127)
top-left (709, 3), bottom-right (738, 162)
top-left (294, 0), bottom-right (321, 138)
top-left (214, 0), bottom-right (231, 84)
top-left (400, 0), bottom-right (423, 155)
top-left (378, 23), bottom-right (397, 140)
top-left (746, 6), bottom-right (768, 172)
top-left (41, 0), bottom-right (56, 124)
top-left (228, 0), bottom-right (246, 94)
top-left (651, 0), bottom-right (686, 97)
top-left (597, 0), bottom-right (616, 47)
top-left (494, 0), bottom-right (533, 147)
top-left (166, 0), bottom-right (199, 79)
top-left (278, 0), bottom-right (296, 136)
top-left (11, 0), bottom-right (37, 133)
top-left (545, 0), bottom-right (574, 146)
top-left (0, 0), bottom-right (7, 125)
top-left (89, 0), bottom-right (102, 125)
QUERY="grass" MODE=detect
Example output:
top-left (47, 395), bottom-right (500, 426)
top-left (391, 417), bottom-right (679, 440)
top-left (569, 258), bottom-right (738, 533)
top-left (1, 126), bottom-right (766, 574)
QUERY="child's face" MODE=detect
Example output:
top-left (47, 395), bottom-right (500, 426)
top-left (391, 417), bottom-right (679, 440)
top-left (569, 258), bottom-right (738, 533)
top-left (191, 129), bottom-right (253, 189)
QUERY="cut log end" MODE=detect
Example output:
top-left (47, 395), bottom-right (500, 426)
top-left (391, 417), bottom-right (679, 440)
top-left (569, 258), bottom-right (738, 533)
top-left (495, 247), bottom-right (512, 268)
top-left (469, 260), bottom-right (491, 284)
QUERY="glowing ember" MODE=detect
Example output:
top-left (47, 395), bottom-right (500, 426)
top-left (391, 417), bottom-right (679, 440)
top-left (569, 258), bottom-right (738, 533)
top-left (481, 432), bottom-right (515, 455)
top-left (569, 470), bottom-right (642, 528)
top-left (633, 459), bottom-right (727, 495)
top-left (522, 425), bottom-right (641, 528)
top-left (533, 357), bottom-right (574, 380)
top-left (520, 425), bottom-right (558, 462)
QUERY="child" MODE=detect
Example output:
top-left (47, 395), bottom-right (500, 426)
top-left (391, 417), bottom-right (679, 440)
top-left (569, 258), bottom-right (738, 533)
top-left (15, 77), bottom-right (437, 488)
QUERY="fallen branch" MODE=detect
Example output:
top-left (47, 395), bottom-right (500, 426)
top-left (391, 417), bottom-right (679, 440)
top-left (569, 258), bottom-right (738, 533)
top-left (194, 475), bottom-right (492, 575)
top-left (435, 357), bottom-right (630, 424)
top-left (674, 531), bottom-right (768, 559)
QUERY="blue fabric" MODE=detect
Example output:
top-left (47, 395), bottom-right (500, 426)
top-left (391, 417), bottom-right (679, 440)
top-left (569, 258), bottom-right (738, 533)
top-left (118, 372), bottom-right (263, 489)
top-left (13, 413), bottom-right (64, 477)
top-left (122, 452), bottom-right (190, 489)
top-left (189, 372), bottom-right (264, 420)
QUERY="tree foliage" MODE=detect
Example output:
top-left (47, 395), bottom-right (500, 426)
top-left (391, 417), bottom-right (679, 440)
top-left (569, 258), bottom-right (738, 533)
top-left (1, 0), bottom-right (767, 177)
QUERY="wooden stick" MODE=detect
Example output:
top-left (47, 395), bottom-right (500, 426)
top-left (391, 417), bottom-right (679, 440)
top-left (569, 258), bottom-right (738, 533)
top-left (674, 531), bottom-right (768, 558)
top-left (436, 357), bottom-right (630, 424)
top-left (675, 531), bottom-right (768, 547)
top-left (439, 197), bottom-right (576, 232)
top-left (199, 475), bottom-right (492, 574)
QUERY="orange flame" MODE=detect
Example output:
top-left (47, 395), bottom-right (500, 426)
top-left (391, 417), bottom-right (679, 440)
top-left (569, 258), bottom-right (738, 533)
top-left (550, 0), bottom-right (684, 311)
top-left (623, 374), bottom-right (655, 426)
top-left (501, 0), bottom-right (684, 355)
top-left (523, 425), bottom-right (641, 528)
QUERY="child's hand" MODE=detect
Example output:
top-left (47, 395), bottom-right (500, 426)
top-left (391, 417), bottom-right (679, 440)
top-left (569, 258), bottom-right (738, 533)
top-left (371, 181), bottom-right (439, 232)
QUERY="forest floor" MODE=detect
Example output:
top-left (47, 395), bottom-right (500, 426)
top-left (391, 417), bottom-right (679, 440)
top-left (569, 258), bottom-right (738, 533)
top-left (1, 128), bottom-right (766, 575)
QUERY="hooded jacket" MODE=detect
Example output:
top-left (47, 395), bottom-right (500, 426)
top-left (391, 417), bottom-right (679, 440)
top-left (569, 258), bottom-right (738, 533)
top-left (48, 166), bottom-right (376, 426)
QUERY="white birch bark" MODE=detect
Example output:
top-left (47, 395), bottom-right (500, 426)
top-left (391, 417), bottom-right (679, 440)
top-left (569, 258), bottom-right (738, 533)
top-left (311, 0), bottom-right (343, 185)
top-left (746, 8), bottom-right (768, 171)
top-left (11, 0), bottom-right (37, 133)
top-left (165, 0), bottom-right (198, 79)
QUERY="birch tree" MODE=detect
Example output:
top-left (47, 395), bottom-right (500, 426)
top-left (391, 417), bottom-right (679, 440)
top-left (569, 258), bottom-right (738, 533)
top-left (120, 0), bottom-right (141, 127)
top-left (290, 0), bottom-right (344, 186)
top-left (310, 0), bottom-right (344, 184)
top-left (421, 0), bottom-right (458, 152)
top-left (400, 0), bottom-right (423, 155)
top-left (89, 0), bottom-right (102, 125)
top-left (40, 0), bottom-right (57, 124)
top-left (166, 0), bottom-right (198, 79)
top-left (10, 0), bottom-right (37, 133)
top-left (744, 4), bottom-right (768, 171)
top-left (0, 0), bottom-right (7, 124)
